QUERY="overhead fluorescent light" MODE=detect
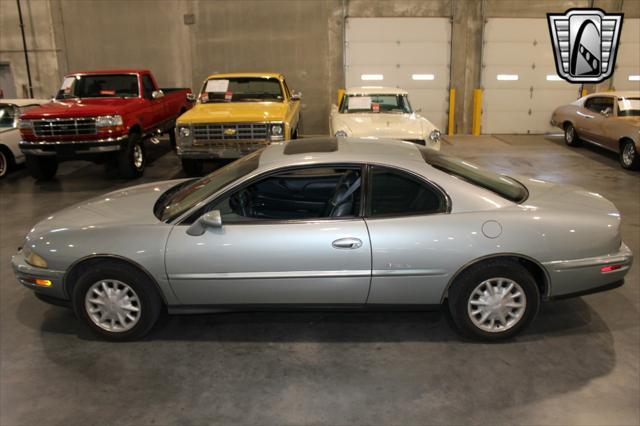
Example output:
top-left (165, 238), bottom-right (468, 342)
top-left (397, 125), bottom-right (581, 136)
top-left (412, 74), bottom-right (435, 80)
top-left (629, 75), bottom-right (640, 81)
top-left (497, 74), bottom-right (519, 81)
top-left (361, 74), bottom-right (383, 81)
top-left (546, 74), bottom-right (562, 81)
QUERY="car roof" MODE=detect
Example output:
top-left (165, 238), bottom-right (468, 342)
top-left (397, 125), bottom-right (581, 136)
top-left (205, 72), bottom-right (284, 80)
top-left (0, 98), bottom-right (49, 107)
top-left (259, 137), bottom-right (425, 167)
top-left (66, 69), bottom-right (149, 75)
top-left (346, 86), bottom-right (409, 95)
top-left (586, 91), bottom-right (640, 98)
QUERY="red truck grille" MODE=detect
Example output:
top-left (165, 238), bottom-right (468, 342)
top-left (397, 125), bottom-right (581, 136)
top-left (33, 117), bottom-right (97, 137)
top-left (193, 123), bottom-right (269, 141)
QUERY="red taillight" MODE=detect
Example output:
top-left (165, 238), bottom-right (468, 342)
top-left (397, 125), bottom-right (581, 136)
top-left (601, 264), bottom-right (622, 273)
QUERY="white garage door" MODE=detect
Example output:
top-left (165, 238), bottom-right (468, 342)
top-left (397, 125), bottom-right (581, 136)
top-left (612, 19), bottom-right (640, 91)
top-left (345, 18), bottom-right (451, 130)
top-left (481, 19), bottom-right (582, 134)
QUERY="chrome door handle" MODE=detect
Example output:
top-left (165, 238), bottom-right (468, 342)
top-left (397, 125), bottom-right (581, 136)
top-left (332, 238), bottom-right (363, 250)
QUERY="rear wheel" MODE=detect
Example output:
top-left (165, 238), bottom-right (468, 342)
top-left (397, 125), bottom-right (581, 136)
top-left (181, 158), bottom-right (204, 176)
top-left (25, 155), bottom-right (58, 180)
top-left (118, 132), bottom-right (145, 179)
top-left (0, 148), bottom-right (13, 179)
top-left (448, 260), bottom-right (540, 341)
top-left (564, 123), bottom-right (581, 147)
top-left (620, 139), bottom-right (640, 170)
top-left (71, 261), bottom-right (162, 341)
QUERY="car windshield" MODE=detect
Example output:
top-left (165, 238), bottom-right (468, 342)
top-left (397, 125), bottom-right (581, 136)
top-left (200, 77), bottom-right (283, 103)
top-left (420, 148), bottom-right (528, 203)
top-left (617, 97), bottom-right (640, 117)
top-left (0, 105), bottom-right (16, 128)
top-left (155, 151), bottom-right (262, 222)
top-left (340, 94), bottom-right (412, 114)
top-left (56, 74), bottom-right (139, 99)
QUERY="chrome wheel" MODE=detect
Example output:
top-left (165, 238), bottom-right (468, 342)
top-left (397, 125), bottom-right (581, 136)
top-left (0, 151), bottom-right (6, 177)
top-left (622, 142), bottom-right (636, 167)
top-left (565, 125), bottom-right (574, 144)
top-left (467, 278), bottom-right (526, 333)
top-left (133, 144), bottom-right (144, 169)
top-left (85, 279), bottom-right (141, 332)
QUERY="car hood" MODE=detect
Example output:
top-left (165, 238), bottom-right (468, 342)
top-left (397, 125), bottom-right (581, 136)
top-left (20, 98), bottom-right (140, 119)
top-left (333, 113), bottom-right (435, 138)
top-left (178, 101), bottom-right (288, 124)
top-left (28, 180), bottom-right (183, 236)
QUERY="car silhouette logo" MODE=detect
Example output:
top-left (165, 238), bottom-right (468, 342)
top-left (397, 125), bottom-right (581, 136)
top-left (547, 8), bottom-right (623, 83)
top-left (224, 128), bottom-right (237, 136)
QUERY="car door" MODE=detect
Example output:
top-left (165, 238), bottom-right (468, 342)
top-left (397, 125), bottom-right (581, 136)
top-left (580, 96), bottom-right (614, 144)
top-left (363, 165), bottom-right (452, 305)
top-left (165, 165), bottom-right (371, 305)
top-left (282, 79), bottom-right (300, 137)
top-left (140, 74), bottom-right (163, 131)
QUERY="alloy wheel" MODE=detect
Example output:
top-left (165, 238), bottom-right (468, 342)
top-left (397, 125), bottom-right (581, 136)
top-left (0, 151), bottom-right (6, 177)
top-left (85, 279), bottom-right (141, 332)
top-left (133, 144), bottom-right (144, 169)
top-left (467, 277), bottom-right (527, 333)
top-left (622, 142), bottom-right (636, 167)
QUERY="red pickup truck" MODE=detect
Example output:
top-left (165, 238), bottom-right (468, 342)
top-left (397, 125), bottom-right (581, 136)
top-left (19, 69), bottom-right (194, 179)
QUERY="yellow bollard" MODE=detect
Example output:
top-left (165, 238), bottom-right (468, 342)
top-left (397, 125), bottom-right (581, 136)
top-left (472, 89), bottom-right (482, 136)
top-left (581, 88), bottom-right (587, 97)
top-left (448, 88), bottom-right (455, 136)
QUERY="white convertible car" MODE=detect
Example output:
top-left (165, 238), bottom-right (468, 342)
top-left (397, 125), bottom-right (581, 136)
top-left (0, 98), bottom-right (49, 178)
top-left (330, 87), bottom-right (441, 150)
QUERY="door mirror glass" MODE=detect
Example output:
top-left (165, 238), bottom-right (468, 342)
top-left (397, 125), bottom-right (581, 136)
top-left (290, 91), bottom-right (302, 101)
top-left (187, 210), bottom-right (223, 236)
top-left (186, 93), bottom-right (196, 102)
top-left (152, 90), bottom-right (164, 100)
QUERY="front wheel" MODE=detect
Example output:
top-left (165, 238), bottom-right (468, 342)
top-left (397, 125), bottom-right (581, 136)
top-left (25, 155), bottom-right (58, 180)
top-left (564, 123), bottom-right (581, 147)
top-left (448, 260), bottom-right (540, 341)
top-left (620, 139), bottom-right (640, 170)
top-left (118, 132), bottom-right (146, 179)
top-left (0, 148), bottom-right (13, 179)
top-left (72, 261), bottom-right (162, 341)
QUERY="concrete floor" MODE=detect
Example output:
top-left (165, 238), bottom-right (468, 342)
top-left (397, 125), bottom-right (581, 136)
top-left (1, 135), bottom-right (638, 425)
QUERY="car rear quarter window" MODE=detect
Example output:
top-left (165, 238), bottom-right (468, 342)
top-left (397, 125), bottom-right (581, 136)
top-left (419, 148), bottom-right (528, 203)
top-left (366, 166), bottom-right (446, 217)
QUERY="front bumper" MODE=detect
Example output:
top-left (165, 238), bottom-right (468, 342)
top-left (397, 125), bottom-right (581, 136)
top-left (544, 242), bottom-right (633, 298)
top-left (178, 140), bottom-right (273, 159)
top-left (11, 251), bottom-right (68, 300)
top-left (20, 135), bottom-right (127, 156)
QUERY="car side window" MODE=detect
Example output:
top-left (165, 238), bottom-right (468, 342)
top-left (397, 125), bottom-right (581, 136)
top-left (141, 75), bottom-right (155, 99)
top-left (201, 166), bottom-right (362, 222)
top-left (585, 97), bottom-right (613, 114)
top-left (367, 166), bottom-right (446, 217)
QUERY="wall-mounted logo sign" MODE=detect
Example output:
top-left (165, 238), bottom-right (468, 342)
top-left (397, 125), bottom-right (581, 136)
top-left (547, 8), bottom-right (623, 83)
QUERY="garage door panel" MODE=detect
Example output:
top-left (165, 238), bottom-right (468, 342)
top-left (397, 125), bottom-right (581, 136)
top-left (347, 18), bottom-right (450, 42)
top-left (347, 42), bottom-right (450, 66)
top-left (484, 19), bottom-right (549, 42)
top-left (483, 89), bottom-right (531, 111)
top-left (483, 112), bottom-right (532, 134)
top-left (346, 17), bottom-right (451, 130)
top-left (612, 19), bottom-right (640, 90)
top-left (531, 89), bottom-right (580, 110)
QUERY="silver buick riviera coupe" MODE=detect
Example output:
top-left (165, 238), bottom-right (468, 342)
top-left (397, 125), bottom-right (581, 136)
top-left (12, 138), bottom-right (632, 341)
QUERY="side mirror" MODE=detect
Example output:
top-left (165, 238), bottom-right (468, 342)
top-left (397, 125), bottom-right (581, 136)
top-left (291, 91), bottom-right (302, 101)
top-left (186, 93), bottom-right (196, 102)
top-left (152, 90), bottom-right (165, 100)
top-left (186, 210), bottom-right (223, 236)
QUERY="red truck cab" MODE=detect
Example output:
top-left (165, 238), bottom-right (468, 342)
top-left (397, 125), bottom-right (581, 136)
top-left (19, 69), bottom-right (194, 179)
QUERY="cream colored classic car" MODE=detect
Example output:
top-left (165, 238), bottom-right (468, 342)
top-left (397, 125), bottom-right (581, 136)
top-left (330, 87), bottom-right (440, 150)
top-left (551, 91), bottom-right (640, 170)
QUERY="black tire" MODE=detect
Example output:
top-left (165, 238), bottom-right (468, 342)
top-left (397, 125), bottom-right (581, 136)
top-left (564, 123), bottom-right (581, 147)
top-left (25, 155), bottom-right (58, 180)
top-left (71, 261), bottom-right (162, 341)
top-left (0, 147), bottom-right (14, 179)
top-left (620, 139), bottom-right (640, 170)
top-left (181, 158), bottom-right (204, 176)
top-left (118, 132), bottom-right (145, 179)
top-left (447, 259), bottom-right (540, 341)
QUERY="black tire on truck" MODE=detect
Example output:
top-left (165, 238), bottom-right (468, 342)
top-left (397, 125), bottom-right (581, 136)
top-left (118, 131), bottom-right (146, 179)
top-left (26, 155), bottom-right (58, 180)
top-left (181, 158), bottom-right (204, 177)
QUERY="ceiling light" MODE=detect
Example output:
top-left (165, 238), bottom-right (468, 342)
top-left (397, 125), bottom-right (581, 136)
top-left (546, 74), bottom-right (562, 81)
top-left (629, 75), bottom-right (640, 81)
top-left (497, 74), bottom-right (519, 81)
top-left (412, 74), bottom-right (435, 80)
top-left (361, 74), bottom-right (383, 81)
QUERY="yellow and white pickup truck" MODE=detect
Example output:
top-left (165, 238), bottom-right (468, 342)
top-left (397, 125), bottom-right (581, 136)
top-left (175, 72), bottom-right (302, 175)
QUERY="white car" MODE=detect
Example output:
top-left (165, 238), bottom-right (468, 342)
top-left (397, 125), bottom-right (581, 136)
top-left (0, 99), bottom-right (49, 178)
top-left (330, 87), bottom-right (441, 150)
